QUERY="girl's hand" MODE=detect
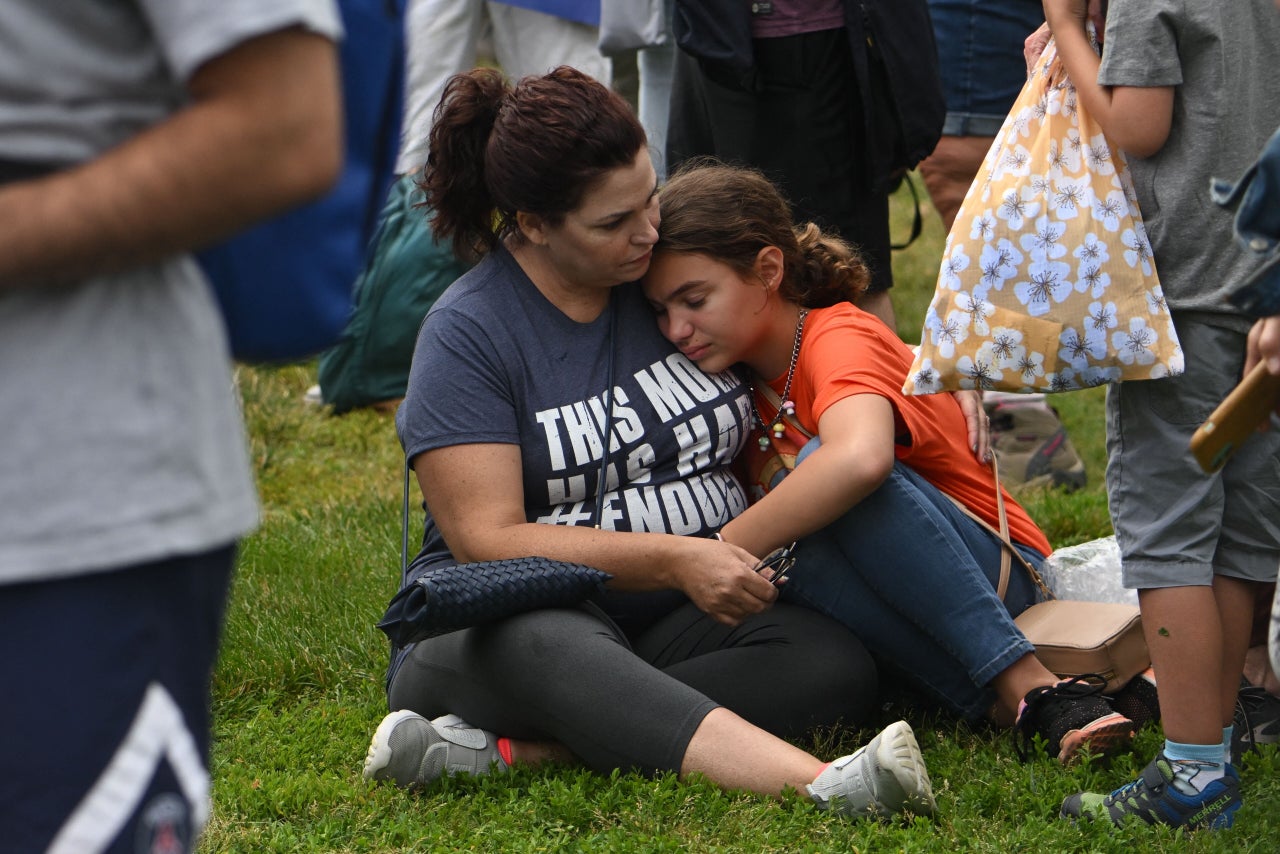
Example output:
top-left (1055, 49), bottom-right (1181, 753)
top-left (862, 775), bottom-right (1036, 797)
top-left (1029, 1), bottom-right (1103, 73)
top-left (955, 390), bottom-right (993, 462)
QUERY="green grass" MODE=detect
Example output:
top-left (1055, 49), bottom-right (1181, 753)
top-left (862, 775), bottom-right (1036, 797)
top-left (201, 182), bottom-right (1278, 852)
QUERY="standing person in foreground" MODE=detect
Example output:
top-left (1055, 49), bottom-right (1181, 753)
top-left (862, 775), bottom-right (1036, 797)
top-left (0, 3), bottom-right (343, 852)
top-left (643, 162), bottom-right (1146, 765)
top-left (1250, 316), bottom-right (1280, 689)
top-left (1038, 0), bottom-right (1280, 831)
top-left (360, 66), bottom-right (937, 821)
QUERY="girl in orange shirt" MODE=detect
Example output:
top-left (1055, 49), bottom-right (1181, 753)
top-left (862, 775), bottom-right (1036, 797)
top-left (643, 162), bottom-right (1142, 762)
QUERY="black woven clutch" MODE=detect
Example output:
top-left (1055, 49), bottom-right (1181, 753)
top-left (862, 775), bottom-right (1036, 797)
top-left (376, 556), bottom-right (612, 645)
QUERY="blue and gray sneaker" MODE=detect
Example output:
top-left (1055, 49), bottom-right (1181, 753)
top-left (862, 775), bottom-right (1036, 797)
top-left (1061, 752), bottom-right (1242, 830)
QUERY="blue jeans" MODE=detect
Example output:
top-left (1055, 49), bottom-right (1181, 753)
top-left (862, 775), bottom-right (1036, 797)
top-left (780, 460), bottom-right (1045, 719)
top-left (927, 0), bottom-right (1045, 134)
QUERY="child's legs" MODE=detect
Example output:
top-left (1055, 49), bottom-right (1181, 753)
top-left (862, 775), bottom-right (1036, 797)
top-left (1215, 576), bottom-right (1269, 720)
top-left (780, 461), bottom-right (1043, 719)
top-left (1106, 312), bottom-right (1280, 745)
top-left (1215, 386), bottom-right (1280, 716)
top-left (1133, 586), bottom-right (1225, 744)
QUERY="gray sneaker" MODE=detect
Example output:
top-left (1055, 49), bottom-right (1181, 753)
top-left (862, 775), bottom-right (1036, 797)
top-left (363, 710), bottom-right (508, 787)
top-left (1232, 679), bottom-right (1280, 760)
top-left (807, 720), bottom-right (937, 819)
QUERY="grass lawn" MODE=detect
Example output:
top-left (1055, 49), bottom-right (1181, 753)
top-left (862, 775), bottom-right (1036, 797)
top-left (201, 180), bottom-right (1279, 852)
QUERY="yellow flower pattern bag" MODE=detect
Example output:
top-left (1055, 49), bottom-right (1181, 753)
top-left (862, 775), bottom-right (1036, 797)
top-left (904, 39), bottom-right (1183, 396)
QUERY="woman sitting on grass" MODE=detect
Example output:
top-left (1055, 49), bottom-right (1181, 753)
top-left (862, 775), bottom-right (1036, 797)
top-left (361, 66), bottom-right (937, 821)
top-left (642, 162), bottom-right (1152, 762)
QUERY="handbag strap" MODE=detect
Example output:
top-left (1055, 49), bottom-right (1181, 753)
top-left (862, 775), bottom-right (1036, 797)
top-left (942, 456), bottom-right (1054, 601)
top-left (594, 291), bottom-right (617, 528)
top-left (401, 457), bottom-right (412, 577)
top-left (889, 172), bottom-right (924, 252)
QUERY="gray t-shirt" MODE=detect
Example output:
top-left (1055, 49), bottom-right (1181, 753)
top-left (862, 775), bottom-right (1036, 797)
top-left (0, 0), bottom-right (341, 584)
top-left (397, 247), bottom-right (752, 630)
top-left (1098, 0), bottom-right (1280, 316)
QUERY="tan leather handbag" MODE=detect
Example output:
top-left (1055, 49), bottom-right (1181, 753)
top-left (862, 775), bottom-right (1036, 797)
top-left (948, 459), bottom-right (1150, 694)
top-left (1011, 599), bottom-right (1147, 693)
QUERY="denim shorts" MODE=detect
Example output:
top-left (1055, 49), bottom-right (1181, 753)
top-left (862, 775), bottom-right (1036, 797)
top-left (1106, 312), bottom-right (1280, 588)
top-left (928, 0), bottom-right (1044, 133)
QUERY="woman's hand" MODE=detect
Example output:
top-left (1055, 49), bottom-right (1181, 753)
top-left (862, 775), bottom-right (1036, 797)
top-left (667, 537), bottom-right (779, 626)
top-left (1024, 23), bottom-right (1052, 72)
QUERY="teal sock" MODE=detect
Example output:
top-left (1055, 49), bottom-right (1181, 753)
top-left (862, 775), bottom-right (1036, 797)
top-left (1164, 739), bottom-right (1226, 795)
top-left (1222, 725), bottom-right (1234, 765)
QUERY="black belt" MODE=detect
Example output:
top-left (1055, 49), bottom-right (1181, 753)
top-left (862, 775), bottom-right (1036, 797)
top-left (0, 159), bottom-right (57, 185)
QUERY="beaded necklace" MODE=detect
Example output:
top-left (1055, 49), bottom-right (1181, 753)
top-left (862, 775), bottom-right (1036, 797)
top-left (752, 307), bottom-right (808, 450)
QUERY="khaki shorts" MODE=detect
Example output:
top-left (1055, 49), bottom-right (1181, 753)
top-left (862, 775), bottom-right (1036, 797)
top-left (1106, 312), bottom-right (1280, 588)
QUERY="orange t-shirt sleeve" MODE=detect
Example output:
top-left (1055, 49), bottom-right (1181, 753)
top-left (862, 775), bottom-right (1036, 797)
top-left (792, 306), bottom-right (1052, 556)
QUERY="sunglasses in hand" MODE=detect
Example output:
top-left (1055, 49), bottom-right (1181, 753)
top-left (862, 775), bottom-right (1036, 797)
top-left (753, 542), bottom-right (797, 586)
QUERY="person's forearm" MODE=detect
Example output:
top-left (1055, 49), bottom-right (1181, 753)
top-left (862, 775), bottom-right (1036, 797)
top-left (442, 513), bottom-right (780, 626)
top-left (0, 28), bottom-right (342, 291)
top-left (1044, 16), bottom-right (1117, 139)
top-left (720, 445), bottom-right (890, 556)
top-left (1044, 9), bottom-right (1171, 157)
top-left (447, 519), bottom-right (695, 591)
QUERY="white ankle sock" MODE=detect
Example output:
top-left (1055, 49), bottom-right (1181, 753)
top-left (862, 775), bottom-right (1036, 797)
top-left (1164, 739), bottom-right (1226, 795)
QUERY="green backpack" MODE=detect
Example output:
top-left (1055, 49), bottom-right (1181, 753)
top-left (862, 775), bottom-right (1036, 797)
top-left (317, 174), bottom-right (471, 413)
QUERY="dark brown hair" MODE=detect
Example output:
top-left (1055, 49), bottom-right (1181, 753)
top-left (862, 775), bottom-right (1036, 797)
top-left (655, 161), bottom-right (869, 306)
top-left (420, 66), bottom-right (647, 261)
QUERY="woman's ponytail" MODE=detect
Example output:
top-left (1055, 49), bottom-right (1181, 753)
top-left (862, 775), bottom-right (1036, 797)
top-left (420, 68), bottom-right (508, 261)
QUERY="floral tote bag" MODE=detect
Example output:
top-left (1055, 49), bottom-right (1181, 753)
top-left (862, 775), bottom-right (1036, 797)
top-left (904, 38), bottom-right (1183, 396)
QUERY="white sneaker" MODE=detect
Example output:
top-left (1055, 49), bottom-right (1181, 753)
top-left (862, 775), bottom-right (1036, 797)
top-left (363, 710), bottom-right (508, 787)
top-left (807, 720), bottom-right (937, 819)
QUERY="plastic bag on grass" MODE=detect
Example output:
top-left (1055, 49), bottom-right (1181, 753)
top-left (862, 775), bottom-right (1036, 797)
top-left (1039, 535), bottom-right (1136, 605)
